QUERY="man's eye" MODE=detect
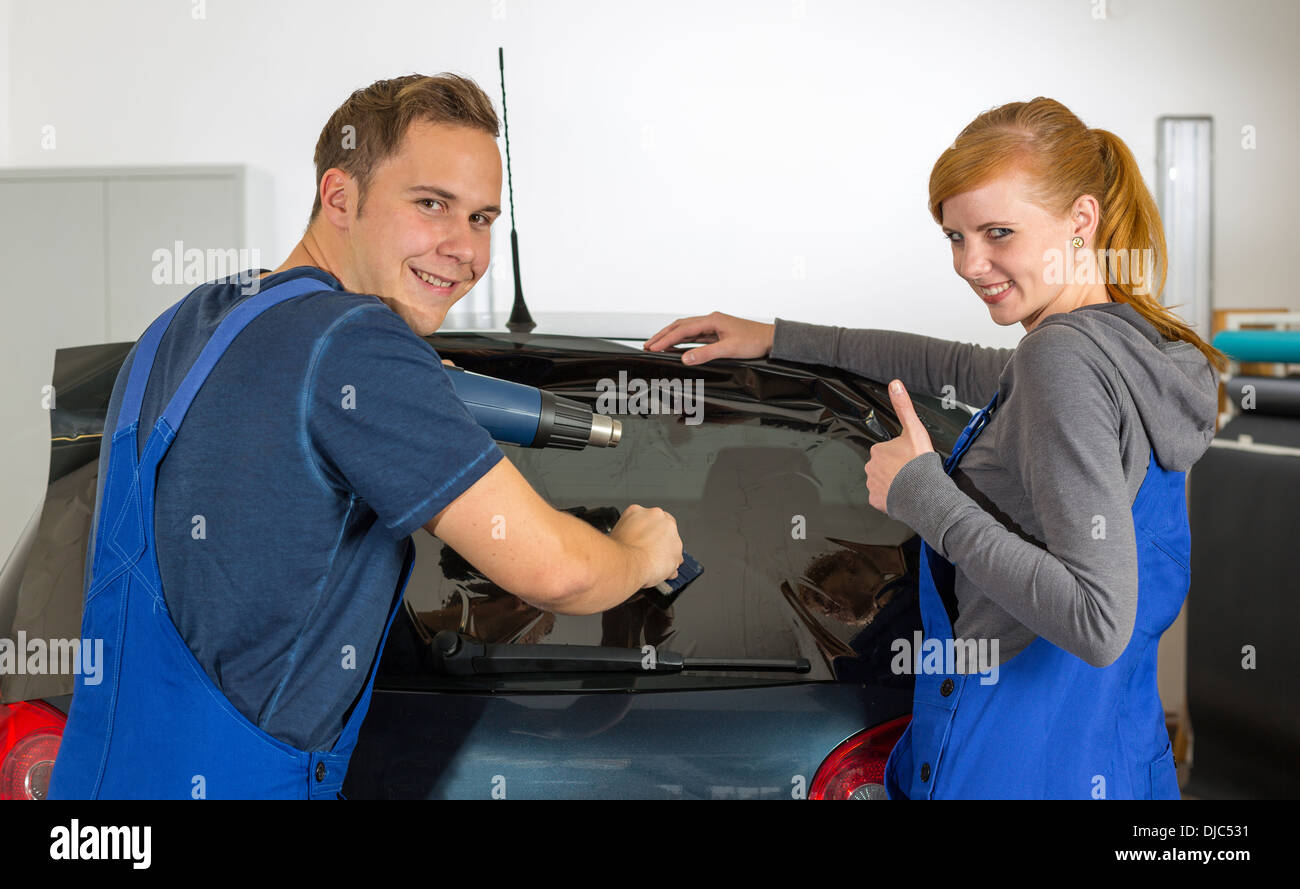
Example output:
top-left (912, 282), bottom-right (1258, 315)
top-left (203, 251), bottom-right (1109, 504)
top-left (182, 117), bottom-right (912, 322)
top-left (471, 213), bottom-right (491, 226)
top-left (418, 199), bottom-right (445, 211)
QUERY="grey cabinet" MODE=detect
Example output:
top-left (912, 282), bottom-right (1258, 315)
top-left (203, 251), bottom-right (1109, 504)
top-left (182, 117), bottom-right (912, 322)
top-left (0, 166), bottom-right (244, 563)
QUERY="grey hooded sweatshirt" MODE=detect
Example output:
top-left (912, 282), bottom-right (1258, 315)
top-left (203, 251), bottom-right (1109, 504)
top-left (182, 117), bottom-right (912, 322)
top-left (771, 302), bottom-right (1218, 668)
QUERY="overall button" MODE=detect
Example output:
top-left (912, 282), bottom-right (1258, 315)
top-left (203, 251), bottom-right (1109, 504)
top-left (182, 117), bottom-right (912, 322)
top-left (315, 762), bottom-right (327, 782)
top-left (920, 763), bottom-right (931, 782)
top-left (940, 678), bottom-right (954, 696)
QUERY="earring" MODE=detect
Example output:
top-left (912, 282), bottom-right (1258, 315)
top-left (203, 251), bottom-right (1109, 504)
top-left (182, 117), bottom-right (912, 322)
top-left (1072, 237), bottom-right (1084, 248)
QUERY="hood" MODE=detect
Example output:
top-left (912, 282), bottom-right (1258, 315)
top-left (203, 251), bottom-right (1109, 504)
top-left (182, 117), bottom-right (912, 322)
top-left (1035, 301), bottom-right (1218, 472)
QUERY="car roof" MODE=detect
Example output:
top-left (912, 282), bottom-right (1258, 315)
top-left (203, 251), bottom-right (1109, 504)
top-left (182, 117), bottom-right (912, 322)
top-left (436, 310), bottom-right (739, 342)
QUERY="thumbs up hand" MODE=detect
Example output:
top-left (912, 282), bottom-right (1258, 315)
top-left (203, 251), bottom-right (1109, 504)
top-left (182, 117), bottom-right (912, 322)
top-left (865, 380), bottom-right (936, 516)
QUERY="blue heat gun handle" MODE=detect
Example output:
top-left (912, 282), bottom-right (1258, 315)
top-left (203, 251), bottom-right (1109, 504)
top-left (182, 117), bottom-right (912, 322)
top-left (443, 365), bottom-right (621, 450)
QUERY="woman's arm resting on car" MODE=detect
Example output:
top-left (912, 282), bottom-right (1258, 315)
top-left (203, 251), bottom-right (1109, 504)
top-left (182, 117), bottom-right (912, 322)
top-left (645, 310), bottom-right (1013, 405)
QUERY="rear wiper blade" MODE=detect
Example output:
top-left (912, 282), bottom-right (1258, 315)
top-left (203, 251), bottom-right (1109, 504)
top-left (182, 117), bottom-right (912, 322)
top-left (431, 631), bottom-right (810, 675)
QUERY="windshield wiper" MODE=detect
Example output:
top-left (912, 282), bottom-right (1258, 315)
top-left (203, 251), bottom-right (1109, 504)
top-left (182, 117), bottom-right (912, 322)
top-left (431, 631), bottom-right (810, 676)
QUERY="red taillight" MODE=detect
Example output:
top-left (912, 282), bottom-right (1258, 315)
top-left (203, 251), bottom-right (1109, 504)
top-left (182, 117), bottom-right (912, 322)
top-left (0, 700), bottom-right (66, 800)
top-left (810, 714), bottom-right (911, 800)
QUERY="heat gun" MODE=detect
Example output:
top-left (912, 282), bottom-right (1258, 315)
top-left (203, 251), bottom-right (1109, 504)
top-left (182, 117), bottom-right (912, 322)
top-left (444, 365), bottom-right (621, 450)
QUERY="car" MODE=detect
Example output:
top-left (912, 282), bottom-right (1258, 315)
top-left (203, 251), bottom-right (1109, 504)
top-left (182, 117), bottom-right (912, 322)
top-left (0, 312), bottom-right (978, 800)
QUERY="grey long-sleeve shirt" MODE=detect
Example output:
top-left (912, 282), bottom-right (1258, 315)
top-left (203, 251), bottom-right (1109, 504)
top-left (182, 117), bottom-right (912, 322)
top-left (771, 303), bottom-right (1218, 668)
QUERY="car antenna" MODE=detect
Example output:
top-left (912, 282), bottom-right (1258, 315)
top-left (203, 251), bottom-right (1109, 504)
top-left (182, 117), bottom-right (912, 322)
top-left (499, 47), bottom-right (536, 333)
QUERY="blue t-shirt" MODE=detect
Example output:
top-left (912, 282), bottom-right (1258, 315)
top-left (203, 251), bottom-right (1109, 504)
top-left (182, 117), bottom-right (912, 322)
top-left (91, 266), bottom-right (504, 750)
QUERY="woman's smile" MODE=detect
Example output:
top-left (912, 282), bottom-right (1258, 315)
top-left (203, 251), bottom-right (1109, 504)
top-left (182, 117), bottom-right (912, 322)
top-left (976, 280), bottom-right (1015, 304)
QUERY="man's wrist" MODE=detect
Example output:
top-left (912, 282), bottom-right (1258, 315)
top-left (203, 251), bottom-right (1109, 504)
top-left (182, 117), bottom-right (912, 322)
top-left (609, 537), bottom-right (650, 592)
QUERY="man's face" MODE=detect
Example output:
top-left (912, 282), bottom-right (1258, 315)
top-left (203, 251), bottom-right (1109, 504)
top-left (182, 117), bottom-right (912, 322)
top-left (342, 120), bottom-right (503, 335)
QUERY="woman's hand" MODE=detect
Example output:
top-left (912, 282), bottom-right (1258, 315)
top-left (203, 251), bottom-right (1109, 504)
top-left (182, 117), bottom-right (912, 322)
top-left (643, 312), bottom-right (775, 365)
top-left (865, 381), bottom-right (936, 515)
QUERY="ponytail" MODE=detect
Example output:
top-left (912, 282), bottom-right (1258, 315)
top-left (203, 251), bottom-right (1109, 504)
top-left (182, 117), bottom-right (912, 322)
top-left (1093, 127), bottom-right (1228, 374)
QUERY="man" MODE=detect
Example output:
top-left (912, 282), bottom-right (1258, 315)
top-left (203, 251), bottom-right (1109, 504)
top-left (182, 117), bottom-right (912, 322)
top-left (49, 74), bottom-right (682, 799)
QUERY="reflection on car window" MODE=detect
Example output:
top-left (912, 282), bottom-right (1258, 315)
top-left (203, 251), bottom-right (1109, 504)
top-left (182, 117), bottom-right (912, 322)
top-left (404, 402), bottom-right (920, 686)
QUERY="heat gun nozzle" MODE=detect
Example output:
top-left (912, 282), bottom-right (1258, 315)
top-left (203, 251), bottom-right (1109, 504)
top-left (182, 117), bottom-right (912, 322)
top-left (588, 414), bottom-right (622, 448)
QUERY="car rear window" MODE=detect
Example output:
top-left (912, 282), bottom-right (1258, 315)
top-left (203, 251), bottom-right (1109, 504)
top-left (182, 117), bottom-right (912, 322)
top-left (390, 334), bottom-right (957, 690)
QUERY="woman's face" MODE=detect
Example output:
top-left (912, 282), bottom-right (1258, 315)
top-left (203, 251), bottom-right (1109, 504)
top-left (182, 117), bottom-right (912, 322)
top-left (940, 167), bottom-right (1094, 333)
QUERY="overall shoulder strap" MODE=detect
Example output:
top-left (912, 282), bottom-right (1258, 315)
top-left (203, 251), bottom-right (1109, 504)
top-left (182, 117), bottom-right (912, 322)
top-left (943, 390), bottom-right (999, 474)
top-left (116, 300), bottom-right (185, 436)
top-left (151, 276), bottom-right (334, 441)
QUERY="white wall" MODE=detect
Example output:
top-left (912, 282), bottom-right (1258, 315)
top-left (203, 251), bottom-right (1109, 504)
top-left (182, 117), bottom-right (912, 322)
top-left (0, 1), bottom-right (10, 168)
top-left (4, 0), bottom-right (1297, 348)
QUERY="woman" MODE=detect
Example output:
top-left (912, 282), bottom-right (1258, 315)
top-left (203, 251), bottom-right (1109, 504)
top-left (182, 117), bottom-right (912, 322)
top-left (643, 97), bottom-right (1227, 799)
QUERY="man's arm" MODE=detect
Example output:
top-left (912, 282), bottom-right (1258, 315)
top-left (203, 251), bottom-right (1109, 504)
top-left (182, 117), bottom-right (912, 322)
top-left (304, 304), bottom-right (681, 615)
top-left (425, 455), bottom-right (682, 615)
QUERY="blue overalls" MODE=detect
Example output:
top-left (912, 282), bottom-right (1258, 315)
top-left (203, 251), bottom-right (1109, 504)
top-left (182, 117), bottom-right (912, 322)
top-left (884, 390), bottom-right (1187, 799)
top-left (49, 277), bottom-right (413, 799)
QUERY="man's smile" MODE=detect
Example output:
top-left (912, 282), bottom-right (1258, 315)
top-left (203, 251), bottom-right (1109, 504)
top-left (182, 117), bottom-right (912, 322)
top-left (411, 265), bottom-right (462, 292)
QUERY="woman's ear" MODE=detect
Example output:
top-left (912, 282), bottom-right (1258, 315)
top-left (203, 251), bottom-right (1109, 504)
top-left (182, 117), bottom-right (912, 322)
top-left (1070, 193), bottom-right (1101, 244)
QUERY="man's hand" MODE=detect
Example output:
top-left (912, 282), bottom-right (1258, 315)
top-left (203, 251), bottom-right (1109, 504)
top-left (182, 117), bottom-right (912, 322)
top-left (865, 380), bottom-right (935, 516)
top-left (610, 505), bottom-right (681, 585)
top-left (427, 458), bottom-right (683, 614)
top-left (441, 358), bottom-right (457, 367)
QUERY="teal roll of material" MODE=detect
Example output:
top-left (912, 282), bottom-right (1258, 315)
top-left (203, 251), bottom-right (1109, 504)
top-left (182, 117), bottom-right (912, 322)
top-left (1212, 330), bottom-right (1300, 363)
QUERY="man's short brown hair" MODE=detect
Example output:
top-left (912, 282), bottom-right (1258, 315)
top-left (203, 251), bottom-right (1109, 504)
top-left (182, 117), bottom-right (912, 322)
top-left (309, 73), bottom-right (500, 224)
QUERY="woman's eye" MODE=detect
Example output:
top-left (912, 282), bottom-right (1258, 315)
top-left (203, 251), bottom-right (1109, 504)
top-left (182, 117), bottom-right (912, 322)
top-left (945, 231), bottom-right (962, 243)
top-left (989, 228), bottom-right (1012, 239)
